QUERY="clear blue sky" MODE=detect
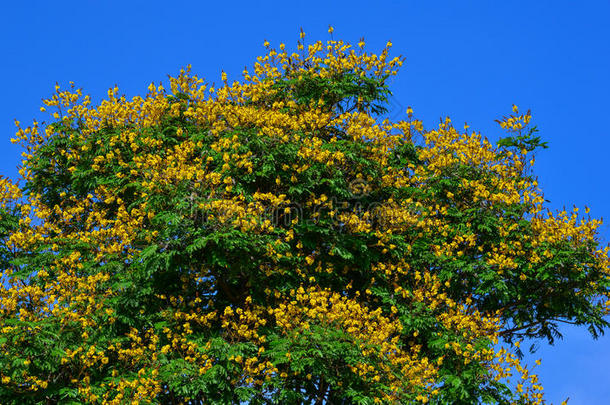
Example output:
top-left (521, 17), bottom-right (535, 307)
top-left (2, 1), bottom-right (609, 403)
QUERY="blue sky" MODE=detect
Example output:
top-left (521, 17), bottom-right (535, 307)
top-left (2, 1), bottom-right (609, 403)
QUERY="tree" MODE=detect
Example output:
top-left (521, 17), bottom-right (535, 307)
top-left (1, 28), bottom-right (609, 404)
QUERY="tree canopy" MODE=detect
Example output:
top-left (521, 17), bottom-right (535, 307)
top-left (1, 29), bottom-right (609, 404)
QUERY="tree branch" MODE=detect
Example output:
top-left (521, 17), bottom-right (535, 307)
top-left (314, 378), bottom-right (329, 405)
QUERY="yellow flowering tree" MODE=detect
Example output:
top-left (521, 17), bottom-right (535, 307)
top-left (1, 28), bottom-right (609, 404)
